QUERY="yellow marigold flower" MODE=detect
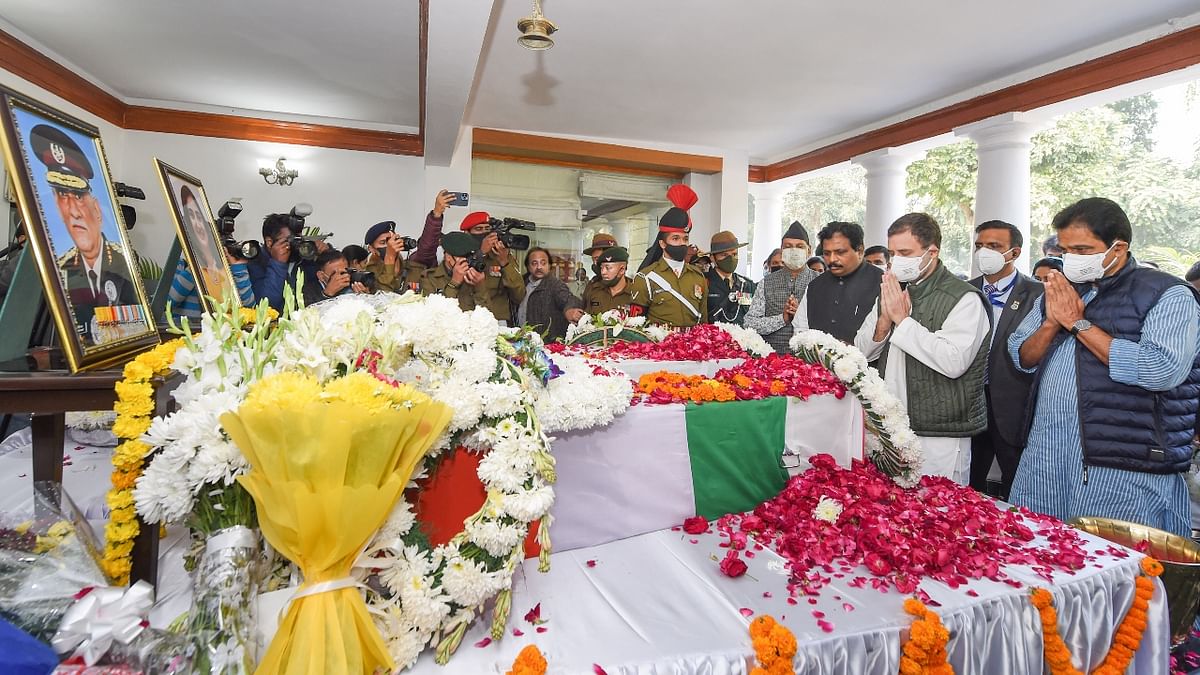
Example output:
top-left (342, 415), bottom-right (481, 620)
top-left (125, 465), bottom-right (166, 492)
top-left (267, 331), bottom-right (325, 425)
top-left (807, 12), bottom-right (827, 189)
top-left (113, 398), bottom-right (155, 418)
top-left (115, 380), bottom-right (154, 404)
top-left (106, 489), bottom-right (134, 511)
top-left (1139, 556), bottom-right (1163, 577)
top-left (112, 415), bottom-right (152, 440)
top-left (122, 360), bottom-right (153, 381)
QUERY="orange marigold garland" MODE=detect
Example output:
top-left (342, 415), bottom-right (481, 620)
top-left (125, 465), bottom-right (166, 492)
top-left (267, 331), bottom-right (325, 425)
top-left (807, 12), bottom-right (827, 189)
top-left (898, 598), bottom-right (954, 675)
top-left (506, 644), bottom-right (547, 675)
top-left (637, 371), bottom-right (738, 403)
top-left (1031, 556), bottom-right (1162, 675)
top-left (101, 338), bottom-right (183, 584)
top-left (749, 614), bottom-right (797, 675)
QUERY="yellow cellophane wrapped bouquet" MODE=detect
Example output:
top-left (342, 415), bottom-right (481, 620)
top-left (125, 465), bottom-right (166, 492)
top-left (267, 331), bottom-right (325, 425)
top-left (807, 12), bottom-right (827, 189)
top-left (220, 370), bottom-right (452, 675)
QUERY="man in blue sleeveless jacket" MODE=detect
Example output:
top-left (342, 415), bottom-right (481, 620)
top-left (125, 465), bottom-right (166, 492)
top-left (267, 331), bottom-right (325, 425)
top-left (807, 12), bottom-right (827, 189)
top-left (1009, 198), bottom-right (1200, 537)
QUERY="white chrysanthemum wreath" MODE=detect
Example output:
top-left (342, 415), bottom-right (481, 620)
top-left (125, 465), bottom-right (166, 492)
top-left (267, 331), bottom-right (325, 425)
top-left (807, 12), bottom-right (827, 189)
top-left (133, 292), bottom-right (631, 669)
top-left (790, 329), bottom-right (923, 487)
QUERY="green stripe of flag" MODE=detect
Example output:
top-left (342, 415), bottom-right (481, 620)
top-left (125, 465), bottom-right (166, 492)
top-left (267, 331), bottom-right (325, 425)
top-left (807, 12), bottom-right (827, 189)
top-left (685, 397), bottom-right (788, 520)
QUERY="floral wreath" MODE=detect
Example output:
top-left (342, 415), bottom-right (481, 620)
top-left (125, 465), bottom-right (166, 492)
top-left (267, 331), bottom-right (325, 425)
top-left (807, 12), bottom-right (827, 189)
top-left (130, 292), bottom-right (631, 668)
top-left (790, 329), bottom-right (922, 486)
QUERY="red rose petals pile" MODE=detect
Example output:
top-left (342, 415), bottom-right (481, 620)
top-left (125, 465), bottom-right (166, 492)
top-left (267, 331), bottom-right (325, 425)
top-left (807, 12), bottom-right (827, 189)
top-left (554, 324), bottom-right (751, 361)
top-left (714, 353), bottom-right (847, 401)
top-left (715, 454), bottom-right (1091, 596)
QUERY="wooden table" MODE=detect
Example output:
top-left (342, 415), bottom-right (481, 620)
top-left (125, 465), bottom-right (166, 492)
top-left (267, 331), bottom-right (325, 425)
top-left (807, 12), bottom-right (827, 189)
top-left (0, 360), bottom-right (179, 587)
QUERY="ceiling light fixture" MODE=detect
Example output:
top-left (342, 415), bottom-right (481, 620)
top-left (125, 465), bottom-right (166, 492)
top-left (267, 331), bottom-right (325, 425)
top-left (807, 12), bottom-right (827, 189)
top-left (259, 157), bottom-right (299, 186)
top-left (517, 0), bottom-right (557, 51)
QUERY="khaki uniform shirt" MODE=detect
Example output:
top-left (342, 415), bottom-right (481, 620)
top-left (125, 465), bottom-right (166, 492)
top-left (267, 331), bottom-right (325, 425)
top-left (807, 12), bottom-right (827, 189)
top-left (629, 258), bottom-right (708, 327)
top-left (475, 255), bottom-right (525, 323)
top-left (582, 276), bottom-right (634, 314)
top-left (419, 262), bottom-right (476, 311)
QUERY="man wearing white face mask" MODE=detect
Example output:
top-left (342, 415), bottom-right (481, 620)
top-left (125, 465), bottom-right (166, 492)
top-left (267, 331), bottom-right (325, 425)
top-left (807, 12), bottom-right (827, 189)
top-left (966, 220), bottom-right (1043, 499)
top-left (1008, 198), bottom-right (1200, 537)
top-left (854, 213), bottom-right (991, 484)
top-left (745, 221), bottom-right (818, 353)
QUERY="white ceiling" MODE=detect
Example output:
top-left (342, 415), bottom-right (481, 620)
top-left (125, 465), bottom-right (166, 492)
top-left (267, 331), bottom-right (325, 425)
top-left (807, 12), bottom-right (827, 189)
top-left (0, 1), bottom-right (1197, 161)
top-left (468, 0), bottom-right (1199, 161)
top-left (0, 0), bottom-right (421, 130)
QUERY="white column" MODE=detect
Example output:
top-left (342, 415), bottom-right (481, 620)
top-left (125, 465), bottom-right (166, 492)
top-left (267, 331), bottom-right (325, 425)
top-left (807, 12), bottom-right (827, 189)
top-left (852, 148), bottom-right (924, 248)
top-left (748, 183), bottom-right (788, 280)
top-left (956, 112), bottom-right (1041, 273)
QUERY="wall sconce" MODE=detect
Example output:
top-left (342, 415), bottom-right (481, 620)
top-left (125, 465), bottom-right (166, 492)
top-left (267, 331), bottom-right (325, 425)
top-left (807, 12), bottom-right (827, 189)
top-left (259, 158), bottom-right (299, 186)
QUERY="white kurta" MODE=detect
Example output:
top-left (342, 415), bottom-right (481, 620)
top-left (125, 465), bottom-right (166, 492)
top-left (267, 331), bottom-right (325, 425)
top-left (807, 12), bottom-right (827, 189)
top-left (854, 294), bottom-right (990, 484)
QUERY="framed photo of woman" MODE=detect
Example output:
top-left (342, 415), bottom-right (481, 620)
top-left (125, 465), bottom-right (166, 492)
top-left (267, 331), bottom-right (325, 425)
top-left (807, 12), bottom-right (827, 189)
top-left (154, 159), bottom-right (236, 314)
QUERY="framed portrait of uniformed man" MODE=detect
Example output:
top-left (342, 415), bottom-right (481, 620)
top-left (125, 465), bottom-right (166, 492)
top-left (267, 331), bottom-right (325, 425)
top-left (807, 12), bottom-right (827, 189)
top-left (153, 159), bottom-right (236, 312)
top-left (0, 87), bottom-right (158, 371)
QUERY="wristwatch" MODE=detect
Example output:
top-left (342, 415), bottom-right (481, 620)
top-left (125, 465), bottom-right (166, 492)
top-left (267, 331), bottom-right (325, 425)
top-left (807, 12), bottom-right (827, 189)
top-left (1070, 319), bottom-right (1093, 336)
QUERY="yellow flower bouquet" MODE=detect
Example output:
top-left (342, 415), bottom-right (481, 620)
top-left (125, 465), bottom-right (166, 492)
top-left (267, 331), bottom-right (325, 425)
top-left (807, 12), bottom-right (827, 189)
top-left (220, 370), bottom-right (452, 675)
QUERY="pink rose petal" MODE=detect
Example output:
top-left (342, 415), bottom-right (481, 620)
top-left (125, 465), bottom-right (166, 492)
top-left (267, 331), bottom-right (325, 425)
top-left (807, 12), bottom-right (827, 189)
top-left (536, 626), bottom-right (548, 633)
top-left (594, 666), bottom-right (609, 675)
top-left (473, 637), bottom-right (491, 648)
top-left (842, 603), bottom-right (855, 612)
top-left (512, 628), bottom-right (524, 636)
top-left (739, 607), bottom-right (754, 618)
top-left (586, 559), bottom-right (597, 568)
top-left (817, 619), bottom-right (835, 633)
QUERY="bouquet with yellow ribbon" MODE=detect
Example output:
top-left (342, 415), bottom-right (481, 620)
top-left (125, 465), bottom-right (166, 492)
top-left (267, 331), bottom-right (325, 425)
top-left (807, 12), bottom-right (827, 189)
top-left (220, 370), bottom-right (452, 675)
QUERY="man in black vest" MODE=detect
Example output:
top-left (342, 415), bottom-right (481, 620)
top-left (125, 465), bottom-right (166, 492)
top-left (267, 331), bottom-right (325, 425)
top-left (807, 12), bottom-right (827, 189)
top-left (1009, 198), bottom-right (1200, 537)
top-left (966, 220), bottom-right (1043, 499)
top-left (792, 221), bottom-right (881, 343)
top-left (745, 222), bottom-right (818, 353)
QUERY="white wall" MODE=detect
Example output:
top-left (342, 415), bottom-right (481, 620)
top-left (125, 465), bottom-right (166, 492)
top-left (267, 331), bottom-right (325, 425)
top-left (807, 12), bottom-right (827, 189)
top-left (118, 131), bottom-right (426, 264)
top-left (0, 68), bottom-right (430, 266)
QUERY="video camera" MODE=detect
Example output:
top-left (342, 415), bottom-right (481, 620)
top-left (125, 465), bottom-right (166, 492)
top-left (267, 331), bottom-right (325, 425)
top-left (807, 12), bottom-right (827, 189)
top-left (286, 203), bottom-right (321, 262)
top-left (215, 200), bottom-right (261, 260)
top-left (484, 217), bottom-right (535, 251)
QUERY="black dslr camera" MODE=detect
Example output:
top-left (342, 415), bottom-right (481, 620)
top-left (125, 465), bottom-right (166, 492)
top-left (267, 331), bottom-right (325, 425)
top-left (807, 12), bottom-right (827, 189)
top-left (286, 203), bottom-right (320, 262)
top-left (466, 250), bottom-right (488, 273)
top-left (486, 217), bottom-right (535, 251)
top-left (398, 235), bottom-right (418, 251)
top-left (347, 268), bottom-right (376, 289)
top-left (215, 200), bottom-right (261, 260)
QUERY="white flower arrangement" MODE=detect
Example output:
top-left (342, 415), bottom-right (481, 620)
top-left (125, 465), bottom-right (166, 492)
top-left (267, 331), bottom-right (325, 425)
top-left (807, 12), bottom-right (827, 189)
top-left (565, 308), bottom-right (650, 344)
top-left (133, 291), bottom-right (631, 669)
top-left (790, 329), bottom-right (922, 487)
top-left (713, 322), bottom-right (772, 358)
top-left (65, 410), bottom-right (117, 430)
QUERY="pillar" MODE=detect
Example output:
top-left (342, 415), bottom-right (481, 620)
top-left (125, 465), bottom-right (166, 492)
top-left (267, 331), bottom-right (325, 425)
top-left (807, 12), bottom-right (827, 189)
top-left (852, 148), bottom-right (924, 248)
top-left (748, 183), bottom-right (788, 280)
top-left (956, 112), bottom-right (1040, 273)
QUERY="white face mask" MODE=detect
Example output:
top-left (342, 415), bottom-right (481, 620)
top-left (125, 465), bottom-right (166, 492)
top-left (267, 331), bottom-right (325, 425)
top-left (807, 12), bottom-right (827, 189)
top-left (781, 247), bottom-right (808, 270)
top-left (890, 249), bottom-right (932, 283)
top-left (1062, 242), bottom-right (1120, 283)
top-left (974, 247), bottom-right (1013, 276)
top-left (872, 262), bottom-right (887, 271)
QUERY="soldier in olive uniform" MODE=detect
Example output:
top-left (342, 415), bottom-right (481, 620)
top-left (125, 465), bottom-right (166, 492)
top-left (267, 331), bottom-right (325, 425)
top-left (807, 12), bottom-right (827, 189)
top-left (420, 231), bottom-right (479, 311)
top-left (629, 185), bottom-right (708, 327)
top-left (580, 232), bottom-right (618, 300)
top-left (582, 246), bottom-right (634, 314)
top-left (704, 230), bottom-right (756, 326)
top-left (31, 124), bottom-right (139, 345)
top-left (459, 211), bottom-right (525, 324)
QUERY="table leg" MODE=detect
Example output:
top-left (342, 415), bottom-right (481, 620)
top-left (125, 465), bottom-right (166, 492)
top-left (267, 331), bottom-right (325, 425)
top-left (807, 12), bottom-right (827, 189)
top-left (130, 515), bottom-right (160, 588)
top-left (30, 412), bottom-right (65, 484)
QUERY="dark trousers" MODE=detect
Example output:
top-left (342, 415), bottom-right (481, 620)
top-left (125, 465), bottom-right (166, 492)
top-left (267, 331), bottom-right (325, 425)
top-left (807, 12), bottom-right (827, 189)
top-left (969, 387), bottom-right (1023, 500)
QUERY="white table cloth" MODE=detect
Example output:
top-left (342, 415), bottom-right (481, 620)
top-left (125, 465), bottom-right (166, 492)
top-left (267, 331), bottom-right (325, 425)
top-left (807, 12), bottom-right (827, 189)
top-left (606, 358), bottom-right (744, 382)
top-left (406, 525), bottom-right (1169, 674)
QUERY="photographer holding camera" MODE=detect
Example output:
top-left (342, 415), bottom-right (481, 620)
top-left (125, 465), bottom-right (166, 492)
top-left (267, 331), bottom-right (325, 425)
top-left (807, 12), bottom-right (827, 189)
top-left (362, 220), bottom-right (418, 293)
top-left (419, 231), bottom-right (479, 310)
top-left (247, 213), bottom-right (294, 311)
top-left (459, 211), bottom-right (525, 325)
top-left (301, 248), bottom-right (370, 306)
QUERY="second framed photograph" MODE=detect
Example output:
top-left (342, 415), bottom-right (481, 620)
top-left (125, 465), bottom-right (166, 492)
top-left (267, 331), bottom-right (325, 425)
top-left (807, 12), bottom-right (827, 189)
top-left (154, 159), bottom-right (237, 316)
top-left (0, 86), bottom-right (158, 371)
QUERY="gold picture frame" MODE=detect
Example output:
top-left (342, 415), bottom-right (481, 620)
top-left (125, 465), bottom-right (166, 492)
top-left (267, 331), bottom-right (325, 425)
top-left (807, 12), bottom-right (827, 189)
top-left (153, 159), bottom-right (237, 315)
top-left (0, 86), bottom-right (158, 372)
